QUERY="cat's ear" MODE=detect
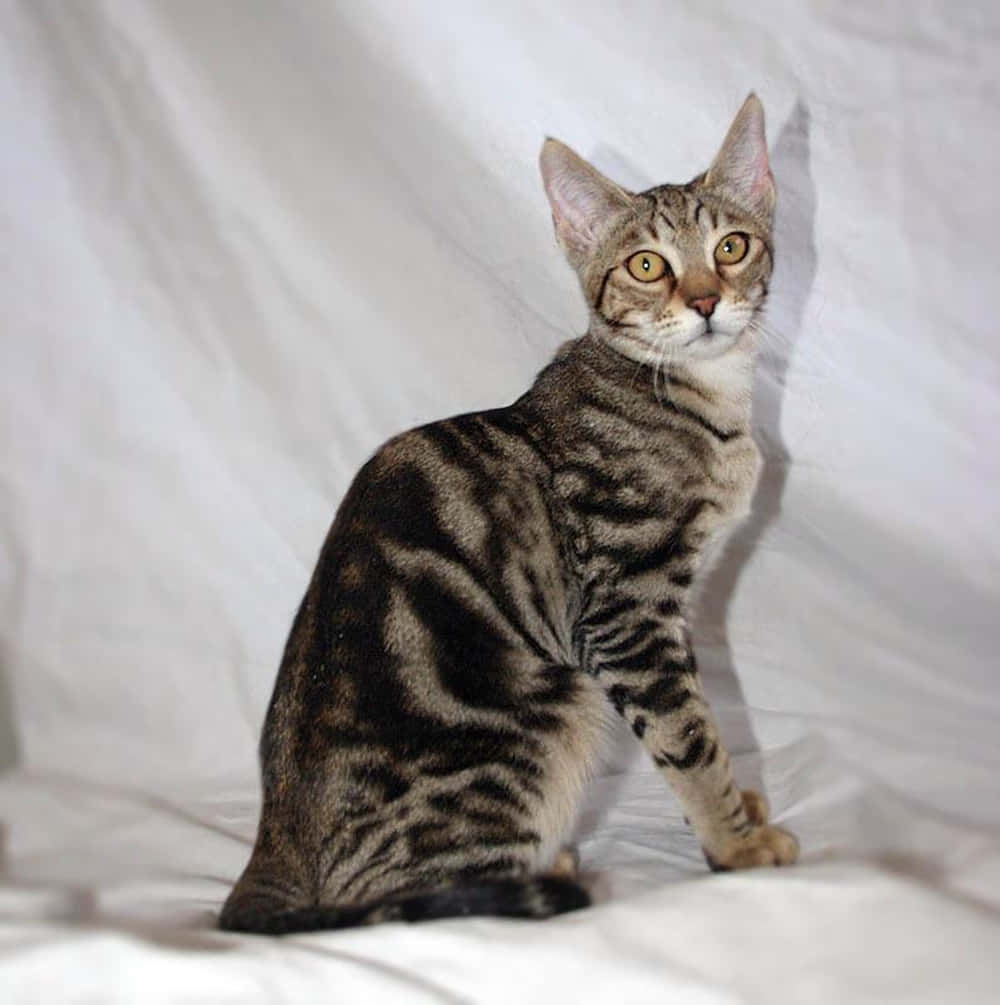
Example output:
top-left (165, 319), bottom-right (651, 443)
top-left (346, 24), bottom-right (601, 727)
top-left (703, 93), bottom-right (775, 220)
top-left (539, 139), bottom-right (634, 267)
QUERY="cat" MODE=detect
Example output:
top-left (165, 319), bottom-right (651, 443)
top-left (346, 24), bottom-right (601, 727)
top-left (219, 93), bottom-right (798, 935)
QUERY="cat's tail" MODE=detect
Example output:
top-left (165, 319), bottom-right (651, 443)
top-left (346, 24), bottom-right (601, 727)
top-left (218, 875), bottom-right (590, 935)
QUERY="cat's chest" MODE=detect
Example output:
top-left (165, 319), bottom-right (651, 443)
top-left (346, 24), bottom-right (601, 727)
top-left (710, 432), bottom-right (762, 522)
top-left (647, 421), bottom-right (761, 522)
top-left (553, 428), bottom-right (760, 573)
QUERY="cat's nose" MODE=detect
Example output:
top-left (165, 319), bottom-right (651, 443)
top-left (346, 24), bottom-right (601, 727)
top-left (688, 295), bottom-right (720, 318)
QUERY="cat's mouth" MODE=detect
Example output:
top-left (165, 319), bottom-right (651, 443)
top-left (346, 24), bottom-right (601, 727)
top-left (682, 319), bottom-right (747, 351)
top-left (684, 321), bottom-right (715, 346)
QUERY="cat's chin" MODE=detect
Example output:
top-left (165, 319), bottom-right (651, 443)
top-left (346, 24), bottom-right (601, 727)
top-left (606, 325), bottom-right (750, 366)
top-left (680, 327), bottom-right (750, 360)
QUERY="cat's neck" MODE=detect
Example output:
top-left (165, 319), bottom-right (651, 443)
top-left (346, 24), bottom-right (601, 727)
top-left (667, 339), bottom-right (757, 430)
top-left (557, 332), bottom-right (756, 433)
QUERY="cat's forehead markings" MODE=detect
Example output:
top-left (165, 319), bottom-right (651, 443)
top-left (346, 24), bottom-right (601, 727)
top-left (691, 199), bottom-right (718, 232)
top-left (647, 187), bottom-right (693, 236)
top-left (633, 192), bottom-right (663, 240)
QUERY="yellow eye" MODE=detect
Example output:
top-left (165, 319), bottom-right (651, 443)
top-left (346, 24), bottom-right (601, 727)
top-left (626, 251), bottom-right (669, 282)
top-left (714, 232), bottom-right (749, 266)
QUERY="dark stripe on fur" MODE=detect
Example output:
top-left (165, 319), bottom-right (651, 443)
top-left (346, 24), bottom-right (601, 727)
top-left (614, 499), bottom-right (710, 577)
top-left (467, 775), bottom-right (531, 814)
top-left (660, 399), bottom-right (739, 442)
top-left (632, 677), bottom-right (693, 715)
top-left (603, 635), bottom-right (680, 674)
top-left (595, 266), bottom-right (616, 311)
top-left (654, 731), bottom-right (706, 771)
top-left (600, 315), bottom-right (641, 330)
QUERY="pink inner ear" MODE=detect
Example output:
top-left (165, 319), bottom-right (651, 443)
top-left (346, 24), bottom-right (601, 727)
top-left (751, 147), bottom-right (773, 195)
top-left (755, 138), bottom-right (772, 172)
top-left (713, 139), bottom-right (773, 213)
top-left (731, 136), bottom-right (770, 192)
top-left (706, 97), bottom-right (774, 213)
top-left (541, 140), bottom-right (633, 259)
top-left (545, 170), bottom-right (609, 254)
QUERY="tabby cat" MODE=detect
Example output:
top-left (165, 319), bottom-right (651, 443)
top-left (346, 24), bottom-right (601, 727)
top-left (220, 94), bottom-right (798, 935)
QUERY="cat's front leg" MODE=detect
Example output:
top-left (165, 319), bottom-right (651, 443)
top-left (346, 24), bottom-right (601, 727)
top-left (587, 610), bottom-right (797, 871)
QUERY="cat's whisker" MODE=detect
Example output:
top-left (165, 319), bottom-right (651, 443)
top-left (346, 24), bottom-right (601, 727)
top-left (748, 315), bottom-right (793, 352)
top-left (650, 330), bottom-right (672, 406)
top-left (656, 339), bottom-right (676, 410)
top-left (628, 334), bottom-right (657, 391)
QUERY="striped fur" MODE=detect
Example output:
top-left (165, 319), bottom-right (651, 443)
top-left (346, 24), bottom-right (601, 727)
top-left (220, 94), bottom-right (797, 936)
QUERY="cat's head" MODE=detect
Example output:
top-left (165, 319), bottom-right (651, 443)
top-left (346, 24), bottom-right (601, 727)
top-left (540, 94), bottom-right (774, 363)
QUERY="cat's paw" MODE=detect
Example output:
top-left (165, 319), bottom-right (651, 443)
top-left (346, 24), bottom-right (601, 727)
top-left (740, 788), bottom-right (769, 826)
top-left (546, 846), bottom-right (580, 880)
top-left (704, 824), bottom-right (798, 872)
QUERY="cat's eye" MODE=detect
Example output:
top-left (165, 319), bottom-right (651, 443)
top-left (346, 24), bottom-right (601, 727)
top-left (626, 251), bottom-right (669, 283)
top-left (714, 232), bottom-right (749, 266)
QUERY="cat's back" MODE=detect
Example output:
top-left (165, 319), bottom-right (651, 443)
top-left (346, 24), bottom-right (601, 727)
top-left (259, 401), bottom-right (573, 768)
top-left (326, 402), bottom-right (562, 593)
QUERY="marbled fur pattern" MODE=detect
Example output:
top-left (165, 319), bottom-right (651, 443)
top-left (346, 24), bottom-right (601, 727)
top-left (220, 94), bottom-right (797, 935)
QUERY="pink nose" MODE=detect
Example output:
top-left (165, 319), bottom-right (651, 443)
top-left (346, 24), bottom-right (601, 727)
top-left (688, 295), bottom-right (720, 318)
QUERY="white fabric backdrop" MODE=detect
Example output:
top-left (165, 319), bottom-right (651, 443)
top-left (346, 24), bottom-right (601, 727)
top-left (2, 1), bottom-right (999, 1001)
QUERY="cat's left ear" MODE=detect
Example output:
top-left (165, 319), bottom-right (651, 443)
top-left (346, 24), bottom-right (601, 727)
top-left (703, 93), bottom-right (775, 221)
top-left (539, 139), bottom-right (634, 268)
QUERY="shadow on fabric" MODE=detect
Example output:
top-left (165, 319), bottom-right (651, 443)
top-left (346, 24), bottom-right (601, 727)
top-left (693, 99), bottom-right (819, 781)
top-left (0, 643), bottom-right (21, 774)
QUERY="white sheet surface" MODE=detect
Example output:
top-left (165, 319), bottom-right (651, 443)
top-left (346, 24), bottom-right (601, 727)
top-left (2, 1), bottom-right (999, 1001)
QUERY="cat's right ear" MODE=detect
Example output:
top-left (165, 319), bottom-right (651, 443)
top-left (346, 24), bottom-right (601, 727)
top-left (539, 139), bottom-right (633, 268)
top-left (703, 93), bottom-right (775, 222)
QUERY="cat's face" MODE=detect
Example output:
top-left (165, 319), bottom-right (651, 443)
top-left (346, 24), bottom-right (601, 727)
top-left (540, 95), bottom-right (775, 364)
top-left (584, 183), bottom-right (773, 362)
